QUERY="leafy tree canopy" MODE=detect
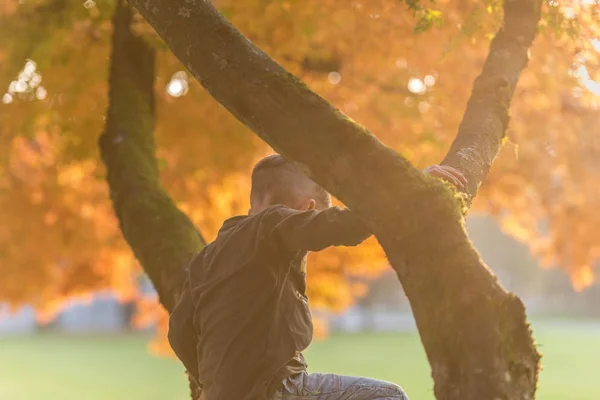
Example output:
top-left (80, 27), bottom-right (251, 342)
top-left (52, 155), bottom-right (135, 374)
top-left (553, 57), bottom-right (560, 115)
top-left (0, 0), bottom-right (598, 322)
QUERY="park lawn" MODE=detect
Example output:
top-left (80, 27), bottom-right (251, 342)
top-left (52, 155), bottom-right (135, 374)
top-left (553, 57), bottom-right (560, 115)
top-left (0, 320), bottom-right (598, 400)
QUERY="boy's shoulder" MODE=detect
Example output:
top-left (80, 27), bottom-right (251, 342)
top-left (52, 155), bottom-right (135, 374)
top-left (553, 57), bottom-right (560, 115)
top-left (215, 205), bottom-right (288, 236)
top-left (215, 205), bottom-right (325, 241)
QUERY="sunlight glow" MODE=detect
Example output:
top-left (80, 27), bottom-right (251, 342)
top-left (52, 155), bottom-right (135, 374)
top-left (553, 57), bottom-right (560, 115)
top-left (407, 78), bottom-right (427, 94)
top-left (575, 65), bottom-right (600, 96)
top-left (167, 80), bottom-right (184, 97)
top-left (3, 59), bottom-right (46, 103)
top-left (563, 6), bottom-right (576, 19)
top-left (36, 86), bottom-right (47, 100)
top-left (30, 73), bottom-right (42, 87)
top-left (328, 72), bottom-right (342, 85)
top-left (23, 60), bottom-right (36, 76)
top-left (424, 75), bottom-right (436, 87)
top-left (15, 80), bottom-right (27, 93)
top-left (166, 71), bottom-right (189, 98)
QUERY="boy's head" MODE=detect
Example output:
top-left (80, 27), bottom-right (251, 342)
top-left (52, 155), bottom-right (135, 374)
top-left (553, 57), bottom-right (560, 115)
top-left (249, 154), bottom-right (332, 215)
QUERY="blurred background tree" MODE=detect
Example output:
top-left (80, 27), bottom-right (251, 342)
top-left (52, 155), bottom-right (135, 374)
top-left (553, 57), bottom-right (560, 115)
top-left (0, 0), bottom-right (598, 336)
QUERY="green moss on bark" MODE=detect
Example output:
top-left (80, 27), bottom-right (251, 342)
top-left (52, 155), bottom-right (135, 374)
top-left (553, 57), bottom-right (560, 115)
top-left (99, 2), bottom-right (204, 312)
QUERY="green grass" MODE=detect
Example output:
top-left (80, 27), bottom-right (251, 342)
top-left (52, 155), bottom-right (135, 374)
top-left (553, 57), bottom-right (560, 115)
top-left (0, 320), bottom-right (598, 399)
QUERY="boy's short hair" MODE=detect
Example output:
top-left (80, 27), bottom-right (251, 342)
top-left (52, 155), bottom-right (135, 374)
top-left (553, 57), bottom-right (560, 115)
top-left (251, 154), bottom-right (331, 210)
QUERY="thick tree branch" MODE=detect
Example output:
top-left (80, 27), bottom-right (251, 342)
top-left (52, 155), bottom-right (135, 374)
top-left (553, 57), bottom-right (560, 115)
top-left (129, 0), bottom-right (542, 398)
top-left (99, 1), bottom-right (204, 319)
top-left (442, 0), bottom-right (543, 203)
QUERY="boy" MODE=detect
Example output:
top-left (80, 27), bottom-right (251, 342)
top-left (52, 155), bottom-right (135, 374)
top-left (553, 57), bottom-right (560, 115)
top-left (168, 155), bottom-right (466, 400)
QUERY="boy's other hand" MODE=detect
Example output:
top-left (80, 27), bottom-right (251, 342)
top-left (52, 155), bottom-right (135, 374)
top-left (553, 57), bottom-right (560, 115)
top-left (422, 164), bottom-right (467, 190)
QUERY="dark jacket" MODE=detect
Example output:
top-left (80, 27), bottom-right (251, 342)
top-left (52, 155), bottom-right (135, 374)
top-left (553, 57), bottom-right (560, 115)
top-left (168, 205), bottom-right (371, 400)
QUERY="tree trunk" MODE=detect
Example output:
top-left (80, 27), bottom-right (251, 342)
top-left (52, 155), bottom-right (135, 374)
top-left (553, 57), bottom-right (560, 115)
top-left (127, 0), bottom-right (542, 398)
top-left (98, 2), bottom-right (204, 398)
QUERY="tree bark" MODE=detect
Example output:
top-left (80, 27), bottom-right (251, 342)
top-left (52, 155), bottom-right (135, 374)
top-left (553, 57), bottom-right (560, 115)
top-left (99, 3), bottom-right (204, 398)
top-left (441, 0), bottom-right (542, 204)
top-left (128, 1), bottom-right (542, 399)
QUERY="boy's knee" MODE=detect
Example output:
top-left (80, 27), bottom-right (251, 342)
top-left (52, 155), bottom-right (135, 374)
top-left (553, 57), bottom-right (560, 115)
top-left (383, 383), bottom-right (408, 399)
top-left (337, 375), bottom-right (408, 400)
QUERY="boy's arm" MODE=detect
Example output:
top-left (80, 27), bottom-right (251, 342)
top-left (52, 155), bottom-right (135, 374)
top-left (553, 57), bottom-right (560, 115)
top-left (269, 206), bottom-right (372, 252)
top-left (267, 165), bottom-right (465, 254)
top-left (168, 280), bottom-right (201, 386)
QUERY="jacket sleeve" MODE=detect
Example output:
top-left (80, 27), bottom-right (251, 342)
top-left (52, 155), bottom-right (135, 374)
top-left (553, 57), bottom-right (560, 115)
top-left (168, 279), bottom-right (201, 387)
top-left (268, 206), bottom-right (372, 252)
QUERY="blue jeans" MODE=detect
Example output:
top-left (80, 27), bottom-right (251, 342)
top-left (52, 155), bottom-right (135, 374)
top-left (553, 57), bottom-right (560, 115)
top-left (272, 372), bottom-right (408, 399)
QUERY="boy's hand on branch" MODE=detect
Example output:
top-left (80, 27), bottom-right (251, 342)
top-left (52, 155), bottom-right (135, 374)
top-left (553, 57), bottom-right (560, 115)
top-left (422, 164), bottom-right (467, 190)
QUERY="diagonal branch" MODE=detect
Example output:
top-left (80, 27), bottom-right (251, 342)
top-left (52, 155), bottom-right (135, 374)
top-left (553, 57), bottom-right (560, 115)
top-left (442, 0), bottom-right (543, 204)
